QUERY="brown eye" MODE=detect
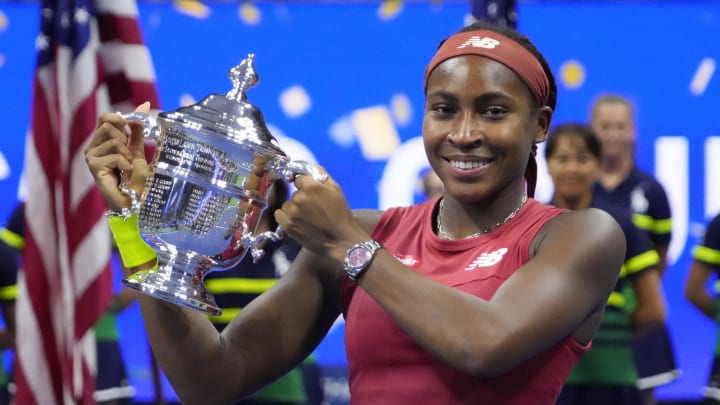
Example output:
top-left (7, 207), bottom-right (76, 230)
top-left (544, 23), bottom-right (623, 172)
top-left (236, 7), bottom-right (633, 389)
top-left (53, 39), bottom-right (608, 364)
top-left (430, 103), bottom-right (456, 117)
top-left (482, 106), bottom-right (507, 119)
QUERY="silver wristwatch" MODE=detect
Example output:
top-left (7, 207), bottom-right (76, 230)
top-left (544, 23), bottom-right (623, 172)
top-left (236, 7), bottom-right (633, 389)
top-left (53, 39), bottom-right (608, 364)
top-left (343, 240), bottom-right (382, 281)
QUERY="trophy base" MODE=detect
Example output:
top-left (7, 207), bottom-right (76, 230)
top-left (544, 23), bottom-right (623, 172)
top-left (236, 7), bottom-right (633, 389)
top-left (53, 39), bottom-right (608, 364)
top-left (122, 266), bottom-right (221, 316)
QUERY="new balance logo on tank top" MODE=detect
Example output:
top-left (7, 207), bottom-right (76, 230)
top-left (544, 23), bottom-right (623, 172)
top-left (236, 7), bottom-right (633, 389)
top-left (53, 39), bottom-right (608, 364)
top-left (342, 198), bottom-right (589, 404)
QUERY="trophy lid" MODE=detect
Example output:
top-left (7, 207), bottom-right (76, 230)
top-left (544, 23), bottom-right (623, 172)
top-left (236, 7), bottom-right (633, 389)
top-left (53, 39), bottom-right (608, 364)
top-left (162, 54), bottom-right (287, 158)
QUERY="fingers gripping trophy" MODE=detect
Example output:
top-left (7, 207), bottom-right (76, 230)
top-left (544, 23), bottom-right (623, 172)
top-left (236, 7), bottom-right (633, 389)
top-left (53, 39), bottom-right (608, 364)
top-left (112, 54), bottom-right (325, 315)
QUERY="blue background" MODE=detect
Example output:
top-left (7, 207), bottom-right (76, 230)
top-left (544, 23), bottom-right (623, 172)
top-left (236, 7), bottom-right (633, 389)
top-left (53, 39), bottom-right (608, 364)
top-left (0, 1), bottom-right (718, 402)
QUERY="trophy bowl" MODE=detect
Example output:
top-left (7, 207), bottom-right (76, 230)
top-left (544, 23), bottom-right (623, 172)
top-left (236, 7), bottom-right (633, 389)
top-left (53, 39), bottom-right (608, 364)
top-left (117, 54), bottom-right (324, 315)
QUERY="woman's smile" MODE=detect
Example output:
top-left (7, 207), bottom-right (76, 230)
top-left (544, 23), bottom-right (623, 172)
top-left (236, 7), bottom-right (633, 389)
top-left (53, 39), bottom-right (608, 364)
top-left (445, 157), bottom-right (493, 178)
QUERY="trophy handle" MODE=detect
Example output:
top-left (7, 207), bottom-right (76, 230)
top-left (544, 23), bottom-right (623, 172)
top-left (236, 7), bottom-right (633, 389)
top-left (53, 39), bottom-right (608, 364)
top-left (248, 161), bottom-right (326, 261)
top-left (272, 160), bottom-right (327, 183)
top-left (112, 111), bottom-right (162, 219)
top-left (248, 225), bottom-right (286, 262)
top-left (122, 111), bottom-right (161, 142)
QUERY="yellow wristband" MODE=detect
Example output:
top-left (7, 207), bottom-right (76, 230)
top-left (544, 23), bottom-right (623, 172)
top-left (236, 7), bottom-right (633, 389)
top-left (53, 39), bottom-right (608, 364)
top-left (107, 214), bottom-right (157, 268)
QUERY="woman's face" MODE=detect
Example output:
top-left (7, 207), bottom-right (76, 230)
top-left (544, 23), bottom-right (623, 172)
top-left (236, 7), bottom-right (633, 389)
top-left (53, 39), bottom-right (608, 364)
top-left (590, 102), bottom-right (635, 161)
top-left (546, 133), bottom-right (600, 201)
top-left (422, 55), bottom-right (550, 203)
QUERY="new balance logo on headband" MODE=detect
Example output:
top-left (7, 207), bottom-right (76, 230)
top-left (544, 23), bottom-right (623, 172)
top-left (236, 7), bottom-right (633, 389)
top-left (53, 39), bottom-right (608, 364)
top-left (424, 30), bottom-right (549, 105)
top-left (457, 36), bottom-right (500, 50)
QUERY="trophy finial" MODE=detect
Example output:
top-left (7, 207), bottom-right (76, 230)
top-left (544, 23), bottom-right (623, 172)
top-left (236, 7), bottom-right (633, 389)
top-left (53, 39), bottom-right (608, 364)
top-left (227, 53), bottom-right (259, 102)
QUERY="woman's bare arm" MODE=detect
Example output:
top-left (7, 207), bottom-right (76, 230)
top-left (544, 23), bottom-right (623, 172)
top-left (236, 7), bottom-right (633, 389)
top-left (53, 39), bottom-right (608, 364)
top-left (277, 171), bottom-right (624, 378)
top-left (139, 249), bottom-right (341, 404)
top-left (349, 209), bottom-right (622, 376)
top-left (630, 269), bottom-right (667, 334)
top-left (684, 260), bottom-right (716, 319)
top-left (85, 109), bottom-right (341, 404)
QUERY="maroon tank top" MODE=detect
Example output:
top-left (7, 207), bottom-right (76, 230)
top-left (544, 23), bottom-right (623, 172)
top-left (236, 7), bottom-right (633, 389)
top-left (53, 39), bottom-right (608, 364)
top-left (341, 198), bottom-right (588, 404)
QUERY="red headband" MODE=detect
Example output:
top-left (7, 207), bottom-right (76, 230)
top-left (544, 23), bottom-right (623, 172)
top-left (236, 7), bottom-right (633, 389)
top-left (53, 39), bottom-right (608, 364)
top-left (423, 30), bottom-right (550, 106)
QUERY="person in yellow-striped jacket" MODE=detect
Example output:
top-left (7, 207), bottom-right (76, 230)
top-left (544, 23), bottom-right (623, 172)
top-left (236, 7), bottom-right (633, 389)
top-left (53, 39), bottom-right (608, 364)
top-left (1, 202), bottom-right (137, 405)
top-left (0, 205), bottom-right (20, 405)
top-left (589, 95), bottom-right (679, 402)
top-left (544, 124), bottom-right (666, 405)
top-left (204, 180), bottom-right (324, 405)
top-left (684, 213), bottom-right (720, 404)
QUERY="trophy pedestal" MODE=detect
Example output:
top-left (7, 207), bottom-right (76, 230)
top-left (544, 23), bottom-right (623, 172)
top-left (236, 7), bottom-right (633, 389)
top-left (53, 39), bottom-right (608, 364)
top-left (122, 254), bottom-right (221, 315)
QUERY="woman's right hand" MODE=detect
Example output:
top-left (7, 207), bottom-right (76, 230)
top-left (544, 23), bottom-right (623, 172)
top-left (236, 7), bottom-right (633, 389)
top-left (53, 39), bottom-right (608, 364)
top-left (84, 102), bottom-right (152, 212)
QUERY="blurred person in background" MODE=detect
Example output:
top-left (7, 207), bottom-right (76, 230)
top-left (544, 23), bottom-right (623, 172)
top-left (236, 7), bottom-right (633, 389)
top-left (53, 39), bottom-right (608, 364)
top-left (94, 260), bottom-right (138, 405)
top-left (0, 204), bottom-right (21, 405)
top-left (544, 123), bottom-right (666, 405)
top-left (2, 202), bottom-right (137, 405)
top-left (421, 168), bottom-right (444, 201)
top-left (589, 94), bottom-right (679, 403)
top-left (204, 180), bottom-right (325, 405)
top-left (589, 95), bottom-right (672, 270)
top-left (684, 213), bottom-right (720, 404)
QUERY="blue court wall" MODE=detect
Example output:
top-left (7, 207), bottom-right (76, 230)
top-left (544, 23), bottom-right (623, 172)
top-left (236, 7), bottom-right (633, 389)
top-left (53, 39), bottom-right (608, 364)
top-left (0, 1), bottom-right (718, 402)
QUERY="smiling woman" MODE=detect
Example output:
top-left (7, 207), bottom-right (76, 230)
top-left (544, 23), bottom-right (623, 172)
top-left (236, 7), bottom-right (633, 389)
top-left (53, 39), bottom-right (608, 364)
top-left (545, 123), bottom-right (666, 405)
top-left (85, 21), bottom-right (626, 405)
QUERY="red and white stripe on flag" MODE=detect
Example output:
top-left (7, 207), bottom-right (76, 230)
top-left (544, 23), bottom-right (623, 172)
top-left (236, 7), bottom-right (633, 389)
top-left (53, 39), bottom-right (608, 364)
top-left (14, 1), bottom-right (159, 404)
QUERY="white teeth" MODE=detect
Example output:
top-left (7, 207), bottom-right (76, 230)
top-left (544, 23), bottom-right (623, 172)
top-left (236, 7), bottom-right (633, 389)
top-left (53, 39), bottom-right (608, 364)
top-left (450, 160), bottom-right (489, 170)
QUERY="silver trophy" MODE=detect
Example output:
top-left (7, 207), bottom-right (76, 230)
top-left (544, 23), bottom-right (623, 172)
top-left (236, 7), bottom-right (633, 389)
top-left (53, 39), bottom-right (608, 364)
top-left (117, 54), bottom-right (325, 315)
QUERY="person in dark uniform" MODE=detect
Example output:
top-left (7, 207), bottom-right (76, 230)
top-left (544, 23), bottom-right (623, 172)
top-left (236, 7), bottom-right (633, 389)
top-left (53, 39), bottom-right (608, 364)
top-left (545, 123), bottom-right (666, 405)
top-left (1, 202), bottom-right (136, 404)
top-left (590, 94), bottom-right (679, 403)
top-left (0, 206), bottom-right (20, 405)
top-left (684, 213), bottom-right (720, 404)
top-left (204, 181), bottom-right (324, 405)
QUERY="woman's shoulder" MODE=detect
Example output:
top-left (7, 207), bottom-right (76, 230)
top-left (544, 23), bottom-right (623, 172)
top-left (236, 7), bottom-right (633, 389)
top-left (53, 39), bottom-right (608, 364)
top-left (542, 207), bottom-right (623, 243)
top-left (515, 199), bottom-right (567, 231)
top-left (553, 205), bottom-right (617, 223)
top-left (529, 207), bottom-right (626, 279)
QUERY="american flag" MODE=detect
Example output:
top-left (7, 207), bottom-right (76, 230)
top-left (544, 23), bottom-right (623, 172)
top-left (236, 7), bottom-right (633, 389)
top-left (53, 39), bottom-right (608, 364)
top-left (14, 1), bottom-right (159, 403)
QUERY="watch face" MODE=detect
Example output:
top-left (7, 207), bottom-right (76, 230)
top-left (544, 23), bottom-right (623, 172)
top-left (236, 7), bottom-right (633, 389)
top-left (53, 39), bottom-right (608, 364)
top-left (348, 246), bottom-right (370, 268)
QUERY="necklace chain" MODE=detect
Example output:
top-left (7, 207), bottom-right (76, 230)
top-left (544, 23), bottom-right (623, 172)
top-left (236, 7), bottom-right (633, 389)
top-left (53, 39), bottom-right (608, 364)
top-left (436, 195), bottom-right (527, 240)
